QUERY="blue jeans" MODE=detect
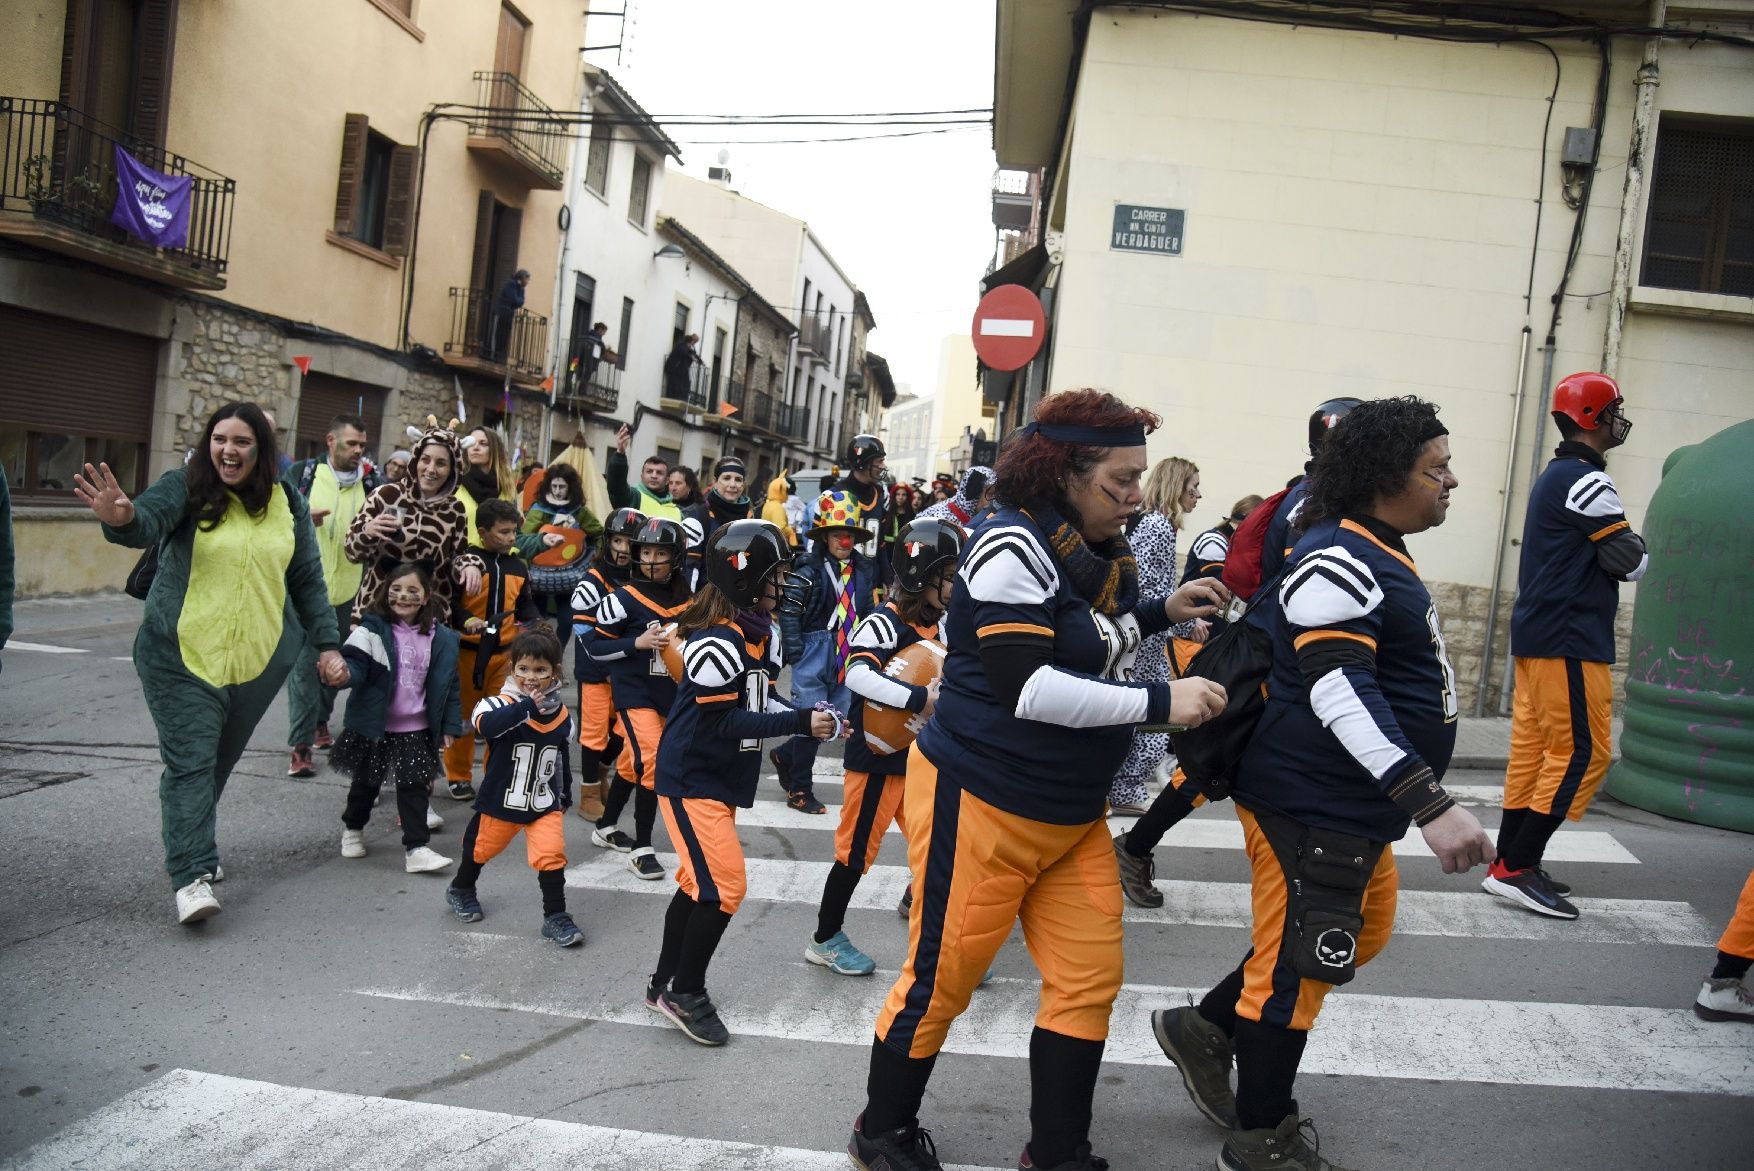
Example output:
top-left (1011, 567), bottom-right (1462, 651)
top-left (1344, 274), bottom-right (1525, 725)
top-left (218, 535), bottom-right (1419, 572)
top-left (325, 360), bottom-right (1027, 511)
top-left (774, 629), bottom-right (849, 795)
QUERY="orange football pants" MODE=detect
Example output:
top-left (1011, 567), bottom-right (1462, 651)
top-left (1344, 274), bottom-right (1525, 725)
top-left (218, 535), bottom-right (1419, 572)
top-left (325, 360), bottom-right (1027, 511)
top-left (1503, 656), bottom-right (1613, 821)
top-left (1234, 804), bottom-right (1397, 1031)
top-left (1720, 868), bottom-right (1754, 961)
top-left (660, 795), bottom-right (747, 914)
top-left (577, 680), bottom-right (615, 752)
top-left (445, 645), bottom-right (511, 783)
top-left (874, 753), bottom-right (1124, 1059)
top-left (466, 810), bottom-right (567, 871)
top-left (838, 770), bottom-right (908, 874)
top-left (617, 707), bottom-right (665, 791)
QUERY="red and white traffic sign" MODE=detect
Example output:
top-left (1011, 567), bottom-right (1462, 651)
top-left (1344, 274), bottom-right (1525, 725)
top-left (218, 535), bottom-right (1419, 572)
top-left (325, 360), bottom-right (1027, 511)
top-left (971, 284), bottom-right (1046, 372)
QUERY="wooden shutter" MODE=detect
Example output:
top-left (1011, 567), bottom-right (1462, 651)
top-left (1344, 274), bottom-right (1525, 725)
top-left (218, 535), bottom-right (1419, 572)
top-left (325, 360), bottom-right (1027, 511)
top-left (381, 144), bottom-right (418, 257)
top-left (333, 113), bottom-right (369, 235)
top-left (128, 0), bottom-right (178, 148)
top-left (469, 189), bottom-right (495, 290)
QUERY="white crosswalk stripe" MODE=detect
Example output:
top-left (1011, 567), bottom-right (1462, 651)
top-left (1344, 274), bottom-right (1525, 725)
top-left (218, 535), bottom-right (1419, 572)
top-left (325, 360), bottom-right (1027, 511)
top-left (353, 934), bottom-right (1754, 1097)
top-left (565, 848), bottom-right (1712, 945)
top-left (7, 1068), bottom-right (1001, 1171)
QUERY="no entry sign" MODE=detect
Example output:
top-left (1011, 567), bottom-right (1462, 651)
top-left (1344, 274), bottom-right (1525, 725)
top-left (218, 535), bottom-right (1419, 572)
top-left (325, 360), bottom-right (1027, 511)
top-left (971, 284), bottom-right (1046, 372)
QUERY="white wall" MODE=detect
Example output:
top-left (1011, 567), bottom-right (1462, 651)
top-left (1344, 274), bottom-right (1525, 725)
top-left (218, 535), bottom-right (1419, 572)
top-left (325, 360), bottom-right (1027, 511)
top-left (1048, 14), bottom-right (1754, 589)
top-left (648, 234), bottom-right (745, 474)
top-left (795, 230), bottom-right (859, 460)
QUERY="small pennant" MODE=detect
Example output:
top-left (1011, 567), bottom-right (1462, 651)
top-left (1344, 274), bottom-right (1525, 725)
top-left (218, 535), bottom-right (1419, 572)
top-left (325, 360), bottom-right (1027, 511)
top-left (291, 355), bottom-right (312, 375)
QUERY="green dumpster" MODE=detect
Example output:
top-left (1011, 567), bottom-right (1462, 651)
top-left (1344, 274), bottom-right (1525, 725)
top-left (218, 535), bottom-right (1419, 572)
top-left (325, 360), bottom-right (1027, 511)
top-left (1606, 418), bottom-right (1754, 833)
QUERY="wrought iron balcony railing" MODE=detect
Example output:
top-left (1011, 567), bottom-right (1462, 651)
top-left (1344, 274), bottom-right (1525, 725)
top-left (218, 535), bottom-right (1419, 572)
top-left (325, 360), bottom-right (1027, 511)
top-left (467, 72), bottom-right (567, 188)
top-left (555, 335), bottom-right (619, 413)
top-left (445, 286), bottom-right (549, 381)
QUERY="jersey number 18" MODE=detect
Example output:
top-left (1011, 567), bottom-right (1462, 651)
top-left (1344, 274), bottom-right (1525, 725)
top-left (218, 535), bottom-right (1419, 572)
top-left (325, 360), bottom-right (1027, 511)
top-left (505, 742), bottom-right (560, 811)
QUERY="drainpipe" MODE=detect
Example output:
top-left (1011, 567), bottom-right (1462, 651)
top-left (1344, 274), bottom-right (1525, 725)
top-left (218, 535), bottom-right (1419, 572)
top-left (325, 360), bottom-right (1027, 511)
top-left (1602, 0), bottom-right (1665, 377)
top-left (1474, 322), bottom-right (1534, 716)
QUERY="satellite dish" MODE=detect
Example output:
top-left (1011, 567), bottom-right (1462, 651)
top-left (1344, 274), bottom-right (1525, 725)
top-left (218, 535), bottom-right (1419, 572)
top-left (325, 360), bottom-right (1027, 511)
top-left (717, 149), bottom-right (731, 165)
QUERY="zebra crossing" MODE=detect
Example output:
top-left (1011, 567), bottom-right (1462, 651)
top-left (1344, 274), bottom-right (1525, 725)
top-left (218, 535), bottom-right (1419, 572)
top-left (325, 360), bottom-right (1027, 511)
top-left (10, 768), bottom-right (1752, 1170)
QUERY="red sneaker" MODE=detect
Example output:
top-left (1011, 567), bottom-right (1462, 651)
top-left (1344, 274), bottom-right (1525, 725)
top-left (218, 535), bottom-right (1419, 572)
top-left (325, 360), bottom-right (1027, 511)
top-left (313, 722), bottom-right (333, 750)
top-left (288, 746), bottom-right (316, 778)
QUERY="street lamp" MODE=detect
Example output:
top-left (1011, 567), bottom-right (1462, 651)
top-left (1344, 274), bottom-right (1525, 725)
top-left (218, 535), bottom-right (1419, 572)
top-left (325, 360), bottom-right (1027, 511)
top-left (653, 243), bottom-right (685, 260)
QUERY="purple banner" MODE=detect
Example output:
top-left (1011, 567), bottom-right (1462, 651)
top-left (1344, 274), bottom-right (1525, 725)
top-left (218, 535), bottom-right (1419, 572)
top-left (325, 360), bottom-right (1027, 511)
top-left (109, 144), bottom-right (191, 248)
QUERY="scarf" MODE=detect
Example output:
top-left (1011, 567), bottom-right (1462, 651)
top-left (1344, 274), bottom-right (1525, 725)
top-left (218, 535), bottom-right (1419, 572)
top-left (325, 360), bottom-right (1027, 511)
top-left (707, 491), bottom-right (752, 524)
top-left (459, 467), bottom-right (499, 504)
top-left (735, 609), bottom-right (773, 646)
top-left (1028, 499), bottom-right (1139, 616)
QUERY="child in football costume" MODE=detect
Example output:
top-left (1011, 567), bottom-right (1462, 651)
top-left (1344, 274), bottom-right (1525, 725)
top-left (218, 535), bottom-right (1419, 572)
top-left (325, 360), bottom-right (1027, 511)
top-left (570, 507), bottom-right (643, 820)
top-left (444, 629), bottom-right (583, 948)
top-left (585, 516), bottom-right (693, 879)
top-left (332, 562), bottom-right (463, 873)
top-left (807, 518), bottom-right (964, 977)
top-left (646, 519), bottom-right (841, 1046)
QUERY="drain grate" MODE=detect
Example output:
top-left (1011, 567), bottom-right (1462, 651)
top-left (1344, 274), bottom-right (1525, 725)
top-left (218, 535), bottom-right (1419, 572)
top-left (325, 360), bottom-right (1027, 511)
top-left (0, 769), bottom-right (85, 799)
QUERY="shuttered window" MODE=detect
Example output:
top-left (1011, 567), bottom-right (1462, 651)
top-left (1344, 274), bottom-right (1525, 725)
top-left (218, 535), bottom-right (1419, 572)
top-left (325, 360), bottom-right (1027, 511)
top-left (1641, 117), bottom-right (1754, 297)
top-left (293, 373), bottom-right (388, 465)
top-left (0, 305), bottom-right (156, 501)
top-left (333, 113), bottom-right (418, 257)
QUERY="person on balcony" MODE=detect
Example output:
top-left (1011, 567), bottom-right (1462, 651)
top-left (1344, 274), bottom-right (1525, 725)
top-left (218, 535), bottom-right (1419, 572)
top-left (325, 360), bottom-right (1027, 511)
top-left (664, 333), bottom-right (702, 402)
top-left (488, 269), bottom-right (530, 363)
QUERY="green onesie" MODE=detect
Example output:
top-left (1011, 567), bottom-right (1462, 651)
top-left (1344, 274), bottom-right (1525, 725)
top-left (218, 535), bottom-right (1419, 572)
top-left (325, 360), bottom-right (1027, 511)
top-left (104, 470), bottom-right (338, 889)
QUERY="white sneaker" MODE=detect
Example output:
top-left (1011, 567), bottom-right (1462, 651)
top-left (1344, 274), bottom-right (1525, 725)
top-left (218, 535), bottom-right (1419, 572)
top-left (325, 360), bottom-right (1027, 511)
top-left (340, 829), bottom-right (366, 858)
top-left (211, 864), bottom-right (225, 883)
top-left (425, 806), bottom-right (444, 831)
top-left (175, 876), bottom-right (221, 924)
top-left (404, 846), bottom-right (452, 874)
top-left (1695, 976), bottom-right (1754, 1023)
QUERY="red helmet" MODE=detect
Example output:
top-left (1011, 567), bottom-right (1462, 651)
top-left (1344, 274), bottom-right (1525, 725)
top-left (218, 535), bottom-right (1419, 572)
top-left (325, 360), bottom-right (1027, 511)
top-left (1551, 372), bottom-right (1625, 432)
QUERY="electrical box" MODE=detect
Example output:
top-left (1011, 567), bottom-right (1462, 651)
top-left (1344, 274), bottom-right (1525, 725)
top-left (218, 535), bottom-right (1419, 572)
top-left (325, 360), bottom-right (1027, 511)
top-left (1562, 127), bottom-right (1599, 167)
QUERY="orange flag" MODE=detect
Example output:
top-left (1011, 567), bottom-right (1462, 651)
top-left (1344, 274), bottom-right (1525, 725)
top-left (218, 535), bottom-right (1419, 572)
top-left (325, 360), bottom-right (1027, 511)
top-left (540, 374), bottom-right (555, 391)
top-left (719, 401), bottom-right (738, 416)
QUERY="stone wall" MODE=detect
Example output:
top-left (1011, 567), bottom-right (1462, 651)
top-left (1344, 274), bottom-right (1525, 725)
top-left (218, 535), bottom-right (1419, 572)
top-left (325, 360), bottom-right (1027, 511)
top-left (1429, 578), bottom-right (1635, 714)
top-left (165, 301), bottom-right (295, 461)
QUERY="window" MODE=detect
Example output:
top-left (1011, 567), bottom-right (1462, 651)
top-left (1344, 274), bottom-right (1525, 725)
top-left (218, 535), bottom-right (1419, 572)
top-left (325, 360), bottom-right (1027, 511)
top-left (617, 297), bottom-right (635, 369)
top-left (1, 430), bottom-right (144, 501)
top-left (1641, 117), bottom-right (1754, 297)
top-left (584, 116), bottom-right (610, 195)
top-left (333, 114), bottom-right (417, 256)
top-left (629, 153), bottom-right (652, 227)
top-left (673, 301), bottom-right (690, 351)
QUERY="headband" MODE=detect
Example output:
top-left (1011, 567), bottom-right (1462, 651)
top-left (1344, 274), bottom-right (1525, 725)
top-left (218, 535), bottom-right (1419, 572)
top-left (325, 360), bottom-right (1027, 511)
top-left (714, 457), bottom-right (746, 477)
top-left (1415, 419), bottom-right (1450, 446)
top-left (1017, 421), bottom-right (1148, 447)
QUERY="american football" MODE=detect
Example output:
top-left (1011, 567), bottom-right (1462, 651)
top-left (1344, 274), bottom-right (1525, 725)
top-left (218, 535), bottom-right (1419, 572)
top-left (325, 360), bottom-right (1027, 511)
top-left (657, 622), bottom-right (685, 682)
top-left (862, 638), bottom-right (946, 755)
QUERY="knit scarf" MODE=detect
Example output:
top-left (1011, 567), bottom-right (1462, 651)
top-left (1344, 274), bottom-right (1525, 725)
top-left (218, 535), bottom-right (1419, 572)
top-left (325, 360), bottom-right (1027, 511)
top-left (1028, 500), bottom-right (1139, 616)
top-left (459, 467), bottom-right (499, 504)
top-left (735, 608), bottom-right (773, 646)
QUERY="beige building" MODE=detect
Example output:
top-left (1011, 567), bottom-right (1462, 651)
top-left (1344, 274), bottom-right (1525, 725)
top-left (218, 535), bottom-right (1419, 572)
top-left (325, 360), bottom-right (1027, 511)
top-left (992, 0), bottom-right (1754, 710)
top-left (3, 0), bottom-right (586, 594)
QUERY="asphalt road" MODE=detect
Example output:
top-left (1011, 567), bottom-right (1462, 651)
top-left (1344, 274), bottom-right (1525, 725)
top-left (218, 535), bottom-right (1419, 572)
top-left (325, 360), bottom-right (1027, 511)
top-left (2, 594), bottom-right (1751, 1170)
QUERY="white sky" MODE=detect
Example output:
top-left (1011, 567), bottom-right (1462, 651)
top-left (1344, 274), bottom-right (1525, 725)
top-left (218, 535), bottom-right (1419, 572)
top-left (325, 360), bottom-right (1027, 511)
top-left (587, 0), bottom-right (999, 398)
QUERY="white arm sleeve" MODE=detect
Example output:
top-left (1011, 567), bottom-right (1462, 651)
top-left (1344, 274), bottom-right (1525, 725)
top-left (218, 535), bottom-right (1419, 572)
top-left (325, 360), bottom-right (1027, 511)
top-left (846, 659), bottom-right (916, 707)
top-left (1014, 664), bottom-right (1151, 728)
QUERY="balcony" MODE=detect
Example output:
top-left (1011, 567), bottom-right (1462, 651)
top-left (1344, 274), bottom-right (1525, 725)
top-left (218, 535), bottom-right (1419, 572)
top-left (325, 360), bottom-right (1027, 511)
top-left (553, 334), bottom-right (620, 414)
top-left (744, 387), bottom-right (780, 435)
top-left (776, 402), bottom-right (812, 444)
top-left (992, 167), bottom-right (1038, 232)
top-left (443, 287), bottom-right (548, 384)
top-left (0, 97), bottom-right (234, 290)
top-left (465, 72), bottom-right (566, 190)
top-left (796, 314), bottom-right (833, 367)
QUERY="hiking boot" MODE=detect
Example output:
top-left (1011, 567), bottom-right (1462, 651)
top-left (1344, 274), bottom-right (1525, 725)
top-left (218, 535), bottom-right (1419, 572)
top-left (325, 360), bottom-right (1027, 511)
top-left (313, 722), bottom-right (333, 750)
top-left (1482, 859), bottom-right (1579, 919)
top-left (849, 1113), bottom-right (942, 1171)
top-left (340, 829), bottom-right (366, 858)
top-left (541, 911), bottom-right (585, 947)
top-left (788, 790), bottom-right (827, 814)
top-left (288, 746), bottom-right (316, 778)
top-left (175, 876), bottom-right (221, 924)
top-left (592, 826), bottom-right (635, 852)
top-left (1219, 1110), bottom-right (1356, 1171)
top-left (446, 886), bottom-right (484, 922)
top-left (1152, 1005), bottom-right (1236, 1128)
top-left (628, 847), bottom-right (665, 880)
top-left (654, 988), bottom-right (730, 1046)
top-left (1019, 1142), bottom-right (1109, 1169)
top-left (1113, 831), bottom-right (1164, 909)
top-left (404, 846), bottom-right (452, 874)
top-left (447, 781), bottom-right (475, 801)
top-left (1694, 976), bottom-right (1754, 1024)
top-left (806, 930), bottom-right (876, 976)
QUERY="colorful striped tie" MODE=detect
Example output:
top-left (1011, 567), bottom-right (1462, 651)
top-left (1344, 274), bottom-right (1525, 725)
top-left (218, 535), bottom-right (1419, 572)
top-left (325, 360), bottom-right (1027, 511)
top-left (831, 559), bottom-right (857, 673)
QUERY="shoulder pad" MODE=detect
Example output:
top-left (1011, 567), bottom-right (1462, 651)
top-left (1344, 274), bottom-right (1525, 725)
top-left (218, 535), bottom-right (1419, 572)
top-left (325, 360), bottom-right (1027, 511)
top-left (962, 525), bottom-right (1059, 605)
top-left (596, 592), bottom-right (627, 625)
top-left (1190, 530), bottom-right (1229, 561)
top-left (682, 631), bottom-right (741, 688)
top-left (1565, 470), bottom-right (1624, 519)
top-left (850, 610), bottom-right (900, 652)
top-left (1279, 545), bottom-right (1384, 627)
top-left (680, 516), bottom-right (705, 548)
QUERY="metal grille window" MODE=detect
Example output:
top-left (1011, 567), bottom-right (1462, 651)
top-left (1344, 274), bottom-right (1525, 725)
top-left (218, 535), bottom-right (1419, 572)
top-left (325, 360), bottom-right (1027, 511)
top-left (628, 153), bottom-right (652, 227)
top-left (584, 116), bottom-right (610, 195)
top-left (1640, 117), bottom-right (1754, 297)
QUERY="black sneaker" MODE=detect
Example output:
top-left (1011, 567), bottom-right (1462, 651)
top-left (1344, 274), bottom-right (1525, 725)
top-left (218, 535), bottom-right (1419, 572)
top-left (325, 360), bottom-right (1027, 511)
top-left (788, 790), bottom-right (828, 815)
top-left (541, 911), bottom-right (584, 947)
top-left (655, 988), bottom-right (730, 1046)
top-left (1482, 860), bottom-right (1579, 919)
top-left (1536, 866), bottom-right (1572, 897)
top-left (591, 826), bottom-right (635, 852)
top-left (628, 847), bottom-right (665, 880)
top-left (447, 781), bottom-right (475, 801)
top-left (1020, 1141), bottom-right (1110, 1169)
top-left (849, 1113), bottom-right (942, 1171)
top-left (446, 886), bottom-right (484, 922)
top-left (768, 747), bottom-right (790, 788)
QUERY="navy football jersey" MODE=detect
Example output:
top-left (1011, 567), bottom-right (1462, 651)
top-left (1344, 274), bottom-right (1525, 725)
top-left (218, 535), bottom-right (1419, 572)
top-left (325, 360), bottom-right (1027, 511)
top-left (1258, 479), bottom-right (1310, 584)
top-left (569, 563), bottom-right (624, 684)
top-left (1511, 447), bottom-right (1646, 663)
top-left (844, 602), bottom-right (939, 777)
top-left (917, 507), bottom-right (1172, 825)
top-left (1181, 525), bottom-right (1231, 587)
top-left (1234, 516), bottom-right (1459, 841)
top-left (587, 581), bottom-right (691, 711)
top-left (656, 621), bottom-right (807, 807)
top-left (470, 690), bottom-right (576, 824)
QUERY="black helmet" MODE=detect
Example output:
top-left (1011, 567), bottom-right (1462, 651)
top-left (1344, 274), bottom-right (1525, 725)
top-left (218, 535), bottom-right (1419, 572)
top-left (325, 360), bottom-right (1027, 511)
top-left (1308, 398), bottom-right (1363, 455)
top-left (846, 433), bottom-right (885, 473)
top-left (631, 516), bottom-right (687, 584)
top-left (706, 519), bottom-right (808, 613)
top-left (892, 517), bottom-right (966, 593)
top-left (600, 507), bottom-right (646, 558)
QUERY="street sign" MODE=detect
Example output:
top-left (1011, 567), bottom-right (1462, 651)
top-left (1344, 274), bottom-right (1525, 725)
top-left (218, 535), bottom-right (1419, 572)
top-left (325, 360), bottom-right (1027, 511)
top-left (1111, 204), bottom-right (1184, 255)
top-left (971, 284), bottom-right (1046, 372)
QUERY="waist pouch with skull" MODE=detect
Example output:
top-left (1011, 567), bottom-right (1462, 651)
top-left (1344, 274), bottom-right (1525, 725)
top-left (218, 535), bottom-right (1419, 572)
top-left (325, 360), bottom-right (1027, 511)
top-left (1251, 806), bottom-right (1386, 987)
